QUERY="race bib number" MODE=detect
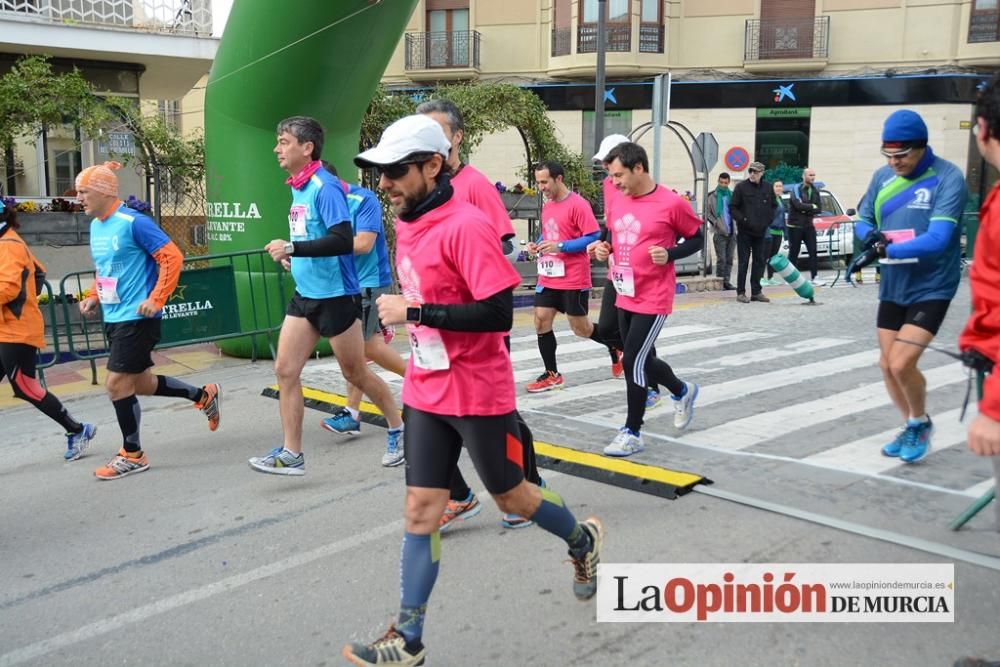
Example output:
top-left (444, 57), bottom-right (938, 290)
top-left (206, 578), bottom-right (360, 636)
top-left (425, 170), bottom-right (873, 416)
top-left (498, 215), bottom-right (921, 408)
top-left (407, 324), bottom-right (450, 370)
top-left (611, 265), bottom-right (635, 296)
top-left (537, 255), bottom-right (566, 278)
top-left (288, 204), bottom-right (308, 237)
top-left (95, 276), bottom-right (120, 304)
top-left (879, 228), bottom-right (918, 265)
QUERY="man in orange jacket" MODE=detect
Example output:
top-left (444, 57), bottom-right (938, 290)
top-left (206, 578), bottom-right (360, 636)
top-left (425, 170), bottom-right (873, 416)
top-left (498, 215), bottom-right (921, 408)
top-left (960, 75), bottom-right (1000, 529)
top-left (1, 199), bottom-right (96, 459)
top-left (76, 162), bottom-right (222, 480)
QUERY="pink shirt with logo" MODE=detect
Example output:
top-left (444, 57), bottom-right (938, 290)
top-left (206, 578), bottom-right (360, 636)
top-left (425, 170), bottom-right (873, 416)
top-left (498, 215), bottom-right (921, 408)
top-left (609, 186), bottom-right (703, 315)
top-left (451, 164), bottom-right (516, 242)
top-left (603, 176), bottom-right (622, 223)
top-left (538, 191), bottom-right (600, 290)
top-left (395, 197), bottom-right (522, 416)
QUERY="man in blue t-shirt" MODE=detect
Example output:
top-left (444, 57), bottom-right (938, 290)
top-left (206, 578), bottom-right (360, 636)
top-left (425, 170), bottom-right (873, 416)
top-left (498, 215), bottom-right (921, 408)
top-left (855, 109), bottom-right (968, 464)
top-left (318, 164), bottom-right (407, 466)
top-left (253, 116), bottom-right (404, 476)
top-left (76, 162), bottom-right (221, 481)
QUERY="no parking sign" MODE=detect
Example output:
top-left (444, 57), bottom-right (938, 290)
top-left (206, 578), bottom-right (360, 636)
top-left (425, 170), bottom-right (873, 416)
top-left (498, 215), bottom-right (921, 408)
top-left (724, 146), bottom-right (750, 172)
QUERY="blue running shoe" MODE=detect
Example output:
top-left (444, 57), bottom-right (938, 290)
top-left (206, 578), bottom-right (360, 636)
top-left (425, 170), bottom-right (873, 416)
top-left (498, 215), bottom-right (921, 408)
top-left (900, 417), bottom-right (933, 463)
top-left (321, 408), bottom-right (361, 436)
top-left (880, 426), bottom-right (907, 457)
top-left (502, 477), bottom-right (546, 529)
top-left (645, 389), bottom-right (661, 409)
top-left (382, 427), bottom-right (405, 467)
top-left (65, 423), bottom-right (97, 461)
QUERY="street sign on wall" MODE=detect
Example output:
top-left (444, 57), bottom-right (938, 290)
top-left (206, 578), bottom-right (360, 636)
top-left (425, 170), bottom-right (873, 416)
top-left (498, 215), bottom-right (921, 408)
top-left (725, 146), bottom-right (750, 172)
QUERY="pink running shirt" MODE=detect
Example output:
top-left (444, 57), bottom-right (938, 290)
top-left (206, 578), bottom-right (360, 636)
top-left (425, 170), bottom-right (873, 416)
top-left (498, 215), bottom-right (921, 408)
top-left (451, 164), bottom-right (517, 242)
top-left (395, 197), bottom-right (522, 416)
top-left (602, 175), bottom-right (621, 224)
top-left (609, 186), bottom-right (702, 315)
top-left (537, 191), bottom-right (600, 290)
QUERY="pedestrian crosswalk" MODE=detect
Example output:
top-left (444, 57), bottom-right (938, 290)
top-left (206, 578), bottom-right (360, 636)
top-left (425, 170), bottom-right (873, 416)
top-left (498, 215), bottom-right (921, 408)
top-left (299, 316), bottom-right (992, 499)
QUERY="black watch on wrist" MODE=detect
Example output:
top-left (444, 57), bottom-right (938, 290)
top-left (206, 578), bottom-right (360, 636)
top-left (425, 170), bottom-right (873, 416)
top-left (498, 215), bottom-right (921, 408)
top-left (406, 306), bottom-right (421, 324)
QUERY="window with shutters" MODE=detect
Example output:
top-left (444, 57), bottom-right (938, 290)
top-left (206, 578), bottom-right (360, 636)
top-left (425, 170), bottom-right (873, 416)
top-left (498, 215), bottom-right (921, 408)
top-left (639, 0), bottom-right (664, 53)
top-left (426, 0), bottom-right (471, 68)
top-left (746, 0), bottom-right (829, 61)
top-left (579, 0), bottom-right (631, 53)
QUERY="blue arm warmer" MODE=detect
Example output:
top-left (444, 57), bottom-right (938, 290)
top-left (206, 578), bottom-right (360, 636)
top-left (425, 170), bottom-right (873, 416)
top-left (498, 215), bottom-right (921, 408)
top-left (561, 231), bottom-right (601, 253)
top-left (886, 220), bottom-right (956, 260)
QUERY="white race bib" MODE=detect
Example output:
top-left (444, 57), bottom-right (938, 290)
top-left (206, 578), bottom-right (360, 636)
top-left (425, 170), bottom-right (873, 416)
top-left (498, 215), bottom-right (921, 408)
top-left (407, 324), bottom-right (450, 370)
top-left (95, 276), bottom-right (120, 304)
top-left (537, 255), bottom-right (566, 278)
top-left (288, 204), bottom-right (308, 237)
top-left (611, 265), bottom-right (635, 296)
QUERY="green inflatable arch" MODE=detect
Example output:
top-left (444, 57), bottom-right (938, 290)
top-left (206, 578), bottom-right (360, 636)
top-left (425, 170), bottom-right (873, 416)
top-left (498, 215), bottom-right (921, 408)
top-left (204, 0), bottom-right (417, 357)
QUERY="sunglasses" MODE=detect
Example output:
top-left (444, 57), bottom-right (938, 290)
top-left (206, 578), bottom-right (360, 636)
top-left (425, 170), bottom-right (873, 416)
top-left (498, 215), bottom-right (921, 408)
top-left (880, 146), bottom-right (913, 159)
top-left (376, 161), bottom-right (420, 180)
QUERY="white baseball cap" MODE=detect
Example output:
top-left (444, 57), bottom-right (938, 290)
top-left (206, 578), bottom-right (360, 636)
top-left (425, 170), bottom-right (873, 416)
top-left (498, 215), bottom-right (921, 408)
top-left (354, 114), bottom-right (452, 168)
top-left (592, 133), bottom-right (630, 162)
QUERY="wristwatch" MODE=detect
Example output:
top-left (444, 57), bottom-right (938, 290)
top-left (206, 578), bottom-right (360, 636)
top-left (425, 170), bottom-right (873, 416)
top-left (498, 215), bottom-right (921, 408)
top-left (406, 305), bottom-right (422, 324)
top-left (283, 242), bottom-right (295, 256)
top-left (557, 242), bottom-right (565, 251)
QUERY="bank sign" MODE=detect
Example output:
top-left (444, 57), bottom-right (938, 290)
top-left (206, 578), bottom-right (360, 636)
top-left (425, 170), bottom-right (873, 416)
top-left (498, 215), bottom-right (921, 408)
top-left (160, 265), bottom-right (241, 345)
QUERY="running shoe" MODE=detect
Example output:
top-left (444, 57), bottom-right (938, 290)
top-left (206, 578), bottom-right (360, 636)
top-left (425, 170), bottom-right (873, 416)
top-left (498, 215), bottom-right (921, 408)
top-left (342, 625), bottom-right (426, 666)
top-left (645, 389), bottom-right (661, 409)
top-left (672, 381), bottom-right (699, 430)
top-left (322, 408), bottom-right (362, 436)
top-left (194, 383), bottom-right (221, 432)
top-left (603, 427), bottom-right (644, 457)
top-left (569, 517), bottom-right (604, 600)
top-left (94, 448), bottom-right (149, 480)
top-left (382, 427), bottom-right (405, 467)
top-left (880, 426), bottom-right (907, 457)
top-left (438, 492), bottom-right (482, 533)
top-left (501, 477), bottom-right (546, 529)
top-left (526, 371), bottom-right (564, 393)
top-left (811, 278), bottom-right (827, 287)
top-left (64, 423), bottom-right (97, 461)
top-left (248, 446), bottom-right (304, 476)
top-left (900, 417), bottom-right (934, 463)
top-left (611, 349), bottom-right (624, 379)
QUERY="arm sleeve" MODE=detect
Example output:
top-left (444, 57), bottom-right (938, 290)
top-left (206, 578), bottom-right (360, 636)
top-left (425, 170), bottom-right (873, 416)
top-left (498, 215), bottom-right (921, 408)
top-left (561, 231), bottom-right (601, 253)
top-left (667, 228), bottom-right (705, 262)
top-left (148, 241), bottom-right (184, 310)
top-left (292, 221), bottom-right (354, 257)
top-left (885, 219), bottom-right (956, 260)
top-left (418, 288), bottom-right (513, 332)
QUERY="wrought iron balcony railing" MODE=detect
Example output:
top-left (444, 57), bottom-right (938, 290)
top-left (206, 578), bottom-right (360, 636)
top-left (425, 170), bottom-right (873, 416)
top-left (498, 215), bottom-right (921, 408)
top-left (969, 9), bottom-right (999, 43)
top-left (551, 26), bottom-right (571, 56)
top-left (639, 24), bottom-right (664, 53)
top-left (744, 16), bottom-right (830, 61)
top-left (577, 23), bottom-right (631, 53)
top-left (0, 0), bottom-right (212, 36)
top-left (405, 30), bottom-right (481, 70)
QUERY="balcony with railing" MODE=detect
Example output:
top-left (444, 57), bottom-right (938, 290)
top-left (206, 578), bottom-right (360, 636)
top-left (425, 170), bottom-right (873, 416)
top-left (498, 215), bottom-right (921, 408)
top-left (577, 23), bottom-right (631, 53)
top-left (405, 30), bottom-right (481, 79)
top-left (551, 26), bottom-right (571, 57)
top-left (639, 24), bottom-right (664, 53)
top-left (0, 0), bottom-right (212, 36)
top-left (744, 16), bottom-right (830, 71)
top-left (969, 9), bottom-right (999, 43)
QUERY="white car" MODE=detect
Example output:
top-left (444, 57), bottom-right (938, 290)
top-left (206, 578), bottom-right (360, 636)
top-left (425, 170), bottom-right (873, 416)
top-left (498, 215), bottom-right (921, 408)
top-left (780, 188), bottom-right (857, 263)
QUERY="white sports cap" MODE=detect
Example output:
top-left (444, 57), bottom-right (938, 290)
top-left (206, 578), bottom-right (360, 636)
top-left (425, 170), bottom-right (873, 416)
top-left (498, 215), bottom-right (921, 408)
top-left (355, 114), bottom-right (451, 168)
top-left (592, 133), bottom-right (630, 162)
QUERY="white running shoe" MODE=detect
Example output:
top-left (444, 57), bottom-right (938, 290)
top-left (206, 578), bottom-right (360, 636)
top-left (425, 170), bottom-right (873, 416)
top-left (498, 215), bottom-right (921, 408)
top-left (603, 427), bottom-right (644, 457)
top-left (811, 278), bottom-right (827, 287)
top-left (672, 381), bottom-right (699, 430)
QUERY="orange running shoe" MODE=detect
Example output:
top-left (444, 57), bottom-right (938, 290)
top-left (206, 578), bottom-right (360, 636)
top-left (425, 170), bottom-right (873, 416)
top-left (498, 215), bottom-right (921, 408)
top-left (194, 383), bottom-right (221, 432)
top-left (438, 492), bottom-right (482, 533)
top-left (526, 371), bottom-right (564, 393)
top-left (611, 349), bottom-right (624, 379)
top-left (94, 448), bottom-right (149, 480)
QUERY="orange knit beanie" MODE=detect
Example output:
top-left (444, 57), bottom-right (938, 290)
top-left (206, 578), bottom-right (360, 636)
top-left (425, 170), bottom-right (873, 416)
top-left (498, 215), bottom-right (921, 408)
top-left (75, 161), bottom-right (122, 197)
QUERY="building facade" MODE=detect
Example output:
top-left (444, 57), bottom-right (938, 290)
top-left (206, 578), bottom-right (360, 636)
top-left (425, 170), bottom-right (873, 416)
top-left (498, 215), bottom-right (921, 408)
top-left (0, 0), bottom-right (217, 201)
top-left (382, 0), bottom-right (1000, 214)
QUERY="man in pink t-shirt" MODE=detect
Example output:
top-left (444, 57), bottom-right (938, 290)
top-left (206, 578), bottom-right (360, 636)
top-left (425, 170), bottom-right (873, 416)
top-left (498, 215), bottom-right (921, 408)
top-left (525, 160), bottom-right (615, 393)
top-left (593, 142), bottom-right (705, 458)
top-left (344, 114), bottom-right (604, 666)
top-left (419, 98), bottom-right (542, 531)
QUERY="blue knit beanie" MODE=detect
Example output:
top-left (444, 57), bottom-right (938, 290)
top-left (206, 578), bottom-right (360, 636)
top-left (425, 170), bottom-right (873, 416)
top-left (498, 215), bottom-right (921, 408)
top-left (882, 110), bottom-right (928, 143)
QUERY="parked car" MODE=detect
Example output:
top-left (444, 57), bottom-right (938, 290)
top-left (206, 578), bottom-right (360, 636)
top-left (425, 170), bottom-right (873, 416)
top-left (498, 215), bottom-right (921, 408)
top-left (780, 187), bottom-right (857, 264)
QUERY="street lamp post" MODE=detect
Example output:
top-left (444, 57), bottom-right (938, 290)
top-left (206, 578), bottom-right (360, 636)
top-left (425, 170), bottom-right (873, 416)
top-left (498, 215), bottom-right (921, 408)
top-left (594, 0), bottom-right (607, 158)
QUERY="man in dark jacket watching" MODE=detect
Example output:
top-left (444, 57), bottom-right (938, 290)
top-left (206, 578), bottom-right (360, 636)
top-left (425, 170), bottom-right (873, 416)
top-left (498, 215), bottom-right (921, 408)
top-left (729, 161), bottom-right (776, 303)
top-left (787, 167), bottom-right (824, 286)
